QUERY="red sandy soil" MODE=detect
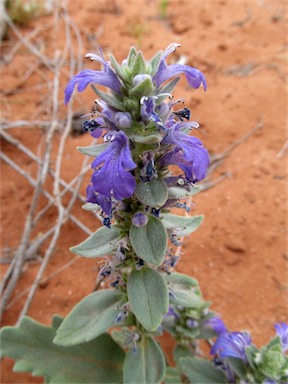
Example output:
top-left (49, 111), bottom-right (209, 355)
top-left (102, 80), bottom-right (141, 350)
top-left (1, 0), bottom-right (287, 383)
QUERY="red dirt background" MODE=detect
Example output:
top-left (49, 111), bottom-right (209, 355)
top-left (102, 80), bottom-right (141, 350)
top-left (1, 0), bottom-right (287, 383)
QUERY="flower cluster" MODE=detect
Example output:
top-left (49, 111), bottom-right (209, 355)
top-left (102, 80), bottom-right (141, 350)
top-left (65, 44), bottom-right (209, 222)
top-left (209, 321), bottom-right (288, 383)
top-left (63, 44), bottom-right (288, 384)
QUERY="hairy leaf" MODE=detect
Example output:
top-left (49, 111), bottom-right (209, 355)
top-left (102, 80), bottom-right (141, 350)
top-left (168, 184), bottom-right (202, 199)
top-left (91, 85), bottom-right (125, 111)
top-left (161, 213), bottom-right (204, 236)
top-left (124, 336), bottom-right (166, 384)
top-left (164, 366), bottom-right (181, 384)
top-left (130, 214), bottom-right (167, 265)
top-left (127, 268), bottom-right (169, 331)
top-left (77, 143), bottom-right (109, 157)
top-left (165, 273), bottom-right (203, 308)
top-left (135, 179), bottom-right (168, 208)
top-left (54, 290), bottom-right (125, 346)
top-left (180, 356), bottom-right (228, 384)
top-left (0, 316), bottom-right (124, 383)
top-left (70, 225), bottom-right (120, 257)
top-left (127, 130), bottom-right (163, 144)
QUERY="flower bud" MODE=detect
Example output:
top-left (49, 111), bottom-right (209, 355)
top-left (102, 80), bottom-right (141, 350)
top-left (133, 74), bottom-right (152, 87)
top-left (132, 212), bottom-right (148, 227)
top-left (114, 112), bottom-right (132, 129)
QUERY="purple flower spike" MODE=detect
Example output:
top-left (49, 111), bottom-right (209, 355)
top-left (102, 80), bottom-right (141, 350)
top-left (202, 316), bottom-right (227, 336)
top-left (64, 52), bottom-right (122, 104)
top-left (153, 43), bottom-right (207, 90)
top-left (210, 331), bottom-right (252, 362)
top-left (274, 322), bottom-right (288, 352)
top-left (132, 212), bottom-right (148, 227)
top-left (91, 132), bottom-right (136, 201)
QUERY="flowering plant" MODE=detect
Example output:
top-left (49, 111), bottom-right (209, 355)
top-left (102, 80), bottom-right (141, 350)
top-left (1, 44), bottom-right (287, 384)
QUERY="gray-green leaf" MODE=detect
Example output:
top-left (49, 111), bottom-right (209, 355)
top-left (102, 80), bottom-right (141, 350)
top-left (82, 202), bottom-right (100, 211)
top-left (124, 336), bottom-right (166, 384)
top-left (147, 51), bottom-right (162, 77)
top-left (130, 214), bottom-right (167, 265)
top-left (161, 213), bottom-right (204, 236)
top-left (165, 273), bottom-right (203, 308)
top-left (127, 130), bottom-right (163, 144)
top-left (109, 53), bottom-right (130, 83)
top-left (77, 143), bottom-right (109, 157)
top-left (54, 290), bottom-right (124, 346)
top-left (164, 366), bottom-right (181, 384)
top-left (127, 268), bottom-right (169, 331)
top-left (0, 316), bottom-right (124, 383)
top-left (168, 184), bottom-right (202, 199)
top-left (180, 356), bottom-right (228, 384)
top-left (91, 85), bottom-right (125, 111)
top-left (135, 179), bottom-right (168, 208)
top-left (70, 225), bottom-right (121, 257)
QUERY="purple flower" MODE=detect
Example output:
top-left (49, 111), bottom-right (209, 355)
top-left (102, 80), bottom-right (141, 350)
top-left (161, 122), bottom-right (209, 181)
top-left (202, 316), bottom-right (227, 336)
top-left (153, 43), bottom-right (207, 91)
top-left (274, 322), bottom-right (288, 352)
top-left (90, 131), bottom-right (136, 201)
top-left (210, 331), bottom-right (252, 362)
top-left (86, 185), bottom-right (112, 216)
top-left (140, 96), bottom-right (163, 128)
top-left (165, 306), bottom-right (179, 320)
top-left (64, 52), bottom-right (122, 104)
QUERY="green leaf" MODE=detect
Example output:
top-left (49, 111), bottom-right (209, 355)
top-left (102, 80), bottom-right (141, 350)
top-left (111, 329), bottom-right (128, 348)
top-left (127, 268), bottom-right (169, 331)
top-left (0, 316), bottom-right (124, 383)
top-left (174, 344), bottom-right (193, 364)
top-left (127, 130), bottom-right (163, 144)
top-left (127, 46), bottom-right (138, 67)
top-left (245, 345), bottom-right (259, 370)
top-left (77, 143), bottom-right (109, 157)
top-left (164, 366), bottom-right (181, 384)
top-left (161, 213), bottom-right (204, 236)
top-left (70, 225), bottom-right (121, 257)
top-left (131, 52), bottom-right (146, 77)
top-left (130, 214), bottom-right (167, 265)
top-left (54, 290), bottom-right (124, 346)
top-left (169, 287), bottom-right (204, 309)
top-left (128, 77), bottom-right (154, 98)
top-left (168, 184), bottom-right (202, 199)
top-left (109, 53), bottom-right (130, 83)
top-left (82, 202), bottom-right (100, 211)
top-left (124, 336), bottom-right (166, 384)
top-left (164, 272), bottom-right (199, 287)
top-left (180, 356), bottom-right (228, 384)
top-left (158, 77), bottom-right (180, 95)
top-left (147, 51), bottom-right (162, 77)
top-left (226, 357), bottom-right (247, 379)
top-left (164, 273), bottom-right (203, 308)
top-left (135, 179), bottom-right (168, 208)
top-left (91, 85), bottom-right (125, 111)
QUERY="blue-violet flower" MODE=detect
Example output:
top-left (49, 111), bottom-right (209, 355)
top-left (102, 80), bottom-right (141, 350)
top-left (90, 131), bottom-right (136, 200)
top-left (274, 322), bottom-right (288, 353)
top-left (64, 52), bottom-right (122, 104)
top-left (210, 331), bottom-right (252, 362)
top-left (153, 43), bottom-right (207, 91)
